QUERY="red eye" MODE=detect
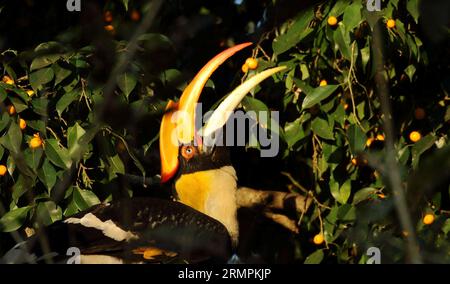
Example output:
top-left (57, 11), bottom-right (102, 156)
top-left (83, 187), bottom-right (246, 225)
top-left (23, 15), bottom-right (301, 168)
top-left (181, 145), bottom-right (196, 160)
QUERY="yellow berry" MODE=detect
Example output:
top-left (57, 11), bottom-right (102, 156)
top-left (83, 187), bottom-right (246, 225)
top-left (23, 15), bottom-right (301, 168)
top-left (319, 79), bottom-right (327, 86)
top-left (366, 137), bottom-right (374, 147)
top-left (0, 165), bottom-right (7, 176)
top-left (327, 16), bottom-right (338, 26)
top-left (2, 75), bottom-right (14, 85)
top-left (19, 118), bottom-right (26, 130)
top-left (423, 214), bottom-right (435, 225)
top-left (313, 234), bottom-right (324, 245)
top-left (29, 135), bottom-right (43, 149)
top-left (351, 158), bottom-right (358, 166)
top-left (409, 131), bottom-right (421, 143)
top-left (245, 58), bottom-right (258, 70)
top-left (241, 63), bottom-right (249, 73)
top-left (8, 105), bottom-right (16, 115)
top-left (386, 19), bottom-right (396, 29)
top-left (26, 90), bottom-right (35, 97)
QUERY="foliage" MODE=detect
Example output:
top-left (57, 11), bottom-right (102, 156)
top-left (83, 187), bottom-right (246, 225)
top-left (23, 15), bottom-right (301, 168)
top-left (0, 0), bottom-right (449, 263)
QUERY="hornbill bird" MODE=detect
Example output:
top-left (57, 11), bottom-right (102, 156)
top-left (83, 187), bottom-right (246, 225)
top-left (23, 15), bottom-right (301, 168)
top-left (1, 43), bottom-right (285, 264)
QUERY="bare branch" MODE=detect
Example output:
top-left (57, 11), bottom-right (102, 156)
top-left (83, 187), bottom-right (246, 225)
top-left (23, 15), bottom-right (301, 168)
top-left (236, 187), bottom-right (312, 215)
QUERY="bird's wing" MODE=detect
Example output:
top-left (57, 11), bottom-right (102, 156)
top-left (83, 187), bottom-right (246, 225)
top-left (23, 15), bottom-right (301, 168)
top-left (9, 197), bottom-right (231, 264)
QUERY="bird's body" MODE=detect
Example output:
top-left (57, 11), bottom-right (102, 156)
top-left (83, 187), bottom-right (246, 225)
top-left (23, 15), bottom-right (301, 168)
top-left (4, 198), bottom-right (231, 264)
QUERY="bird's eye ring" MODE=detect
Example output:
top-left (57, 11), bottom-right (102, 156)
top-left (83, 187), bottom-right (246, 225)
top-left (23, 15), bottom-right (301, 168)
top-left (181, 145), bottom-right (196, 160)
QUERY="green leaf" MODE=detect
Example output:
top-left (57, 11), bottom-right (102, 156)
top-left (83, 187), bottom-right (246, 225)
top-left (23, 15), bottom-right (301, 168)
top-left (122, 0), bottom-right (129, 11)
top-left (29, 67), bottom-right (54, 90)
top-left (304, 250), bottom-right (324, 264)
top-left (31, 55), bottom-right (60, 71)
top-left (329, 1), bottom-right (348, 17)
top-left (73, 187), bottom-right (100, 211)
top-left (404, 65), bottom-right (416, 82)
top-left (241, 96), bottom-right (270, 126)
top-left (302, 85), bottom-right (339, 109)
top-left (117, 73), bottom-right (137, 99)
top-left (343, 3), bottom-right (362, 32)
top-left (24, 148), bottom-right (43, 170)
top-left (337, 204), bottom-right (356, 222)
top-left (0, 122), bottom-right (22, 154)
top-left (44, 139), bottom-right (72, 169)
top-left (411, 134), bottom-right (436, 168)
top-left (272, 9), bottom-right (314, 55)
top-left (0, 112), bottom-right (10, 133)
top-left (311, 117), bottom-right (334, 140)
top-left (353, 187), bottom-right (377, 205)
top-left (442, 219), bottom-right (450, 235)
top-left (330, 180), bottom-right (351, 204)
top-left (0, 85), bottom-right (6, 102)
top-left (361, 45), bottom-right (371, 72)
top-left (67, 123), bottom-right (86, 160)
top-left (31, 97), bottom-right (48, 116)
top-left (36, 201), bottom-right (62, 226)
top-left (37, 159), bottom-right (57, 191)
top-left (56, 90), bottom-right (79, 116)
top-left (333, 24), bottom-right (351, 60)
top-left (407, 0), bottom-right (419, 23)
top-left (53, 63), bottom-right (72, 85)
top-left (103, 154), bottom-right (125, 180)
top-left (284, 117), bottom-right (307, 149)
top-left (12, 175), bottom-right (34, 202)
top-left (347, 125), bottom-right (366, 155)
top-left (0, 206), bottom-right (32, 232)
top-left (9, 96), bottom-right (28, 113)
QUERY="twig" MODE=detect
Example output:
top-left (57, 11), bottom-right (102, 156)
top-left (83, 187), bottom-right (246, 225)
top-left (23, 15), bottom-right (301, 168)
top-left (371, 22), bottom-right (422, 264)
top-left (263, 211), bottom-right (299, 234)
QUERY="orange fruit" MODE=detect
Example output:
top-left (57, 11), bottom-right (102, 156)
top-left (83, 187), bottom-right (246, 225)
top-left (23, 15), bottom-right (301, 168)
top-left (0, 165), bottom-right (7, 176)
top-left (241, 63), bottom-right (249, 73)
top-left (29, 134), bottom-right (43, 149)
top-left (131, 10), bottom-right (141, 22)
top-left (423, 214), bottom-right (434, 225)
top-left (19, 118), bottom-right (26, 130)
top-left (327, 16), bottom-right (338, 26)
top-left (319, 79), bottom-right (327, 86)
top-left (104, 11), bottom-right (113, 23)
top-left (8, 105), bottom-right (16, 115)
top-left (377, 193), bottom-right (386, 199)
top-left (104, 25), bottom-right (115, 35)
top-left (414, 108), bottom-right (425, 120)
top-left (409, 131), bottom-right (421, 143)
top-left (351, 158), bottom-right (358, 166)
top-left (376, 134), bottom-right (385, 141)
top-left (386, 19), bottom-right (396, 29)
top-left (245, 58), bottom-right (258, 70)
top-left (313, 234), bottom-right (324, 245)
top-left (344, 103), bottom-right (349, 110)
top-left (2, 75), bottom-right (14, 85)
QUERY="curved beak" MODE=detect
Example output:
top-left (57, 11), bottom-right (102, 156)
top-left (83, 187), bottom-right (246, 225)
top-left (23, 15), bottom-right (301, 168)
top-left (202, 66), bottom-right (287, 139)
top-left (160, 42), bottom-right (252, 183)
top-left (160, 100), bottom-right (179, 183)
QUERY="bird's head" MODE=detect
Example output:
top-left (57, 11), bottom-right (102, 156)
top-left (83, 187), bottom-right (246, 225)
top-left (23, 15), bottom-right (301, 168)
top-left (159, 42), bottom-right (285, 183)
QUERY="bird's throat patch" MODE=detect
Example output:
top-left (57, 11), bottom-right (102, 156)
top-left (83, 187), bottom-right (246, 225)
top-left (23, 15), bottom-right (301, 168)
top-left (175, 170), bottom-right (213, 213)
